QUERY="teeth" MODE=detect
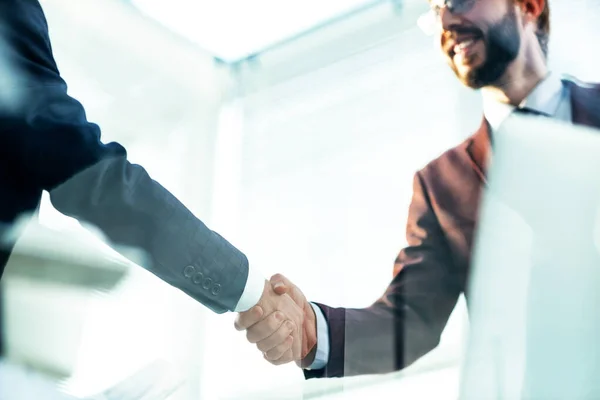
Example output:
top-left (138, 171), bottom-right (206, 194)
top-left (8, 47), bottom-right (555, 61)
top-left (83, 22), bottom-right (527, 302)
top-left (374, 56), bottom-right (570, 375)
top-left (456, 39), bottom-right (475, 51)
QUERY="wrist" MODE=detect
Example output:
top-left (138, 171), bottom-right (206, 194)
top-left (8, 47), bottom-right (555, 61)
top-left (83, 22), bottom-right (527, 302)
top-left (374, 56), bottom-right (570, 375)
top-left (299, 300), bottom-right (317, 366)
top-left (233, 271), bottom-right (267, 312)
top-left (256, 279), bottom-right (273, 311)
top-left (300, 344), bottom-right (318, 369)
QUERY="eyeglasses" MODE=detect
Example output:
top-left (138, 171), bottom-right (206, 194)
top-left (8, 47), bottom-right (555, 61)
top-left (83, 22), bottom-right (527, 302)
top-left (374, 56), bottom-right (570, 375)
top-left (431, 0), bottom-right (479, 15)
top-left (417, 0), bottom-right (479, 35)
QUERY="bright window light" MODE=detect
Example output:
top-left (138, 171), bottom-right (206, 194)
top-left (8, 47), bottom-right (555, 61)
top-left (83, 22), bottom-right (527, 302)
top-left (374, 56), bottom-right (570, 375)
top-left (131, 0), bottom-right (379, 62)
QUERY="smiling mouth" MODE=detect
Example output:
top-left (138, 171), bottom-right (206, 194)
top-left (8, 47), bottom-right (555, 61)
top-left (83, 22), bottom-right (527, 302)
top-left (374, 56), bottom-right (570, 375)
top-left (455, 38), bottom-right (477, 52)
top-left (448, 34), bottom-right (482, 60)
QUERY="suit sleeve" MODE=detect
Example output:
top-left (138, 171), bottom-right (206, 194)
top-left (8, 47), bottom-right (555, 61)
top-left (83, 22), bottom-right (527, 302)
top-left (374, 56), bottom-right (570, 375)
top-left (304, 172), bottom-right (462, 378)
top-left (0, 0), bottom-right (253, 313)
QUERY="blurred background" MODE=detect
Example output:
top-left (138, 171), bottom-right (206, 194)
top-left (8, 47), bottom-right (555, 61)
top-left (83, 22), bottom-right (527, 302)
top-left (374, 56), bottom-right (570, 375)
top-left (1, 0), bottom-right (599, 399)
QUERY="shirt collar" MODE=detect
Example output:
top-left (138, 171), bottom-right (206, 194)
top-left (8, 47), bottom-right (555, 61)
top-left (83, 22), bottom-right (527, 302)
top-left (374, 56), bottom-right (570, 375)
top-left (482, 72), bottom-right (565, 130)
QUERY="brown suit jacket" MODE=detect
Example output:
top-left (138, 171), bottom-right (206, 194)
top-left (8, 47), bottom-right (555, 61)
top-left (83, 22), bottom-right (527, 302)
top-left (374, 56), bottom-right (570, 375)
top-left (306, 78), bottom-right (600, 379)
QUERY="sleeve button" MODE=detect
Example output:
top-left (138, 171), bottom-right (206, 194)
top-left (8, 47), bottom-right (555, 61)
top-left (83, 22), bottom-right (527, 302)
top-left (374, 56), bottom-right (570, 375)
top-left (211, 284), bottom-right (221, 296)
top-left (192, 272), bottom-right (204, 285)
top-left (183, 265), bottom-right (196, 278)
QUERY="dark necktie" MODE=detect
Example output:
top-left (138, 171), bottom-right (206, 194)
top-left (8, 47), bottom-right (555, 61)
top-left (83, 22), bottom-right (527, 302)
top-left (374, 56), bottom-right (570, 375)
top-left (488, 107), bottom-right (552, 147)
top-left (513, 107), bottom-right (551, 118)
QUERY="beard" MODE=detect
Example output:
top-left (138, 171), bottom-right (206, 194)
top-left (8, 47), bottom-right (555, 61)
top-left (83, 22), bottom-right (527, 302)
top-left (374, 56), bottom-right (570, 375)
top-left (447, 6), bottom-right (521, 89)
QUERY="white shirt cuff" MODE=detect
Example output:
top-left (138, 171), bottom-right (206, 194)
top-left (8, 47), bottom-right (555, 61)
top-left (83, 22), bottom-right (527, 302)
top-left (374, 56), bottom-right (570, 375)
top-left (306, 302), bottom-right (330, 370)
top-left (233, 266), bottom-right (265, 312)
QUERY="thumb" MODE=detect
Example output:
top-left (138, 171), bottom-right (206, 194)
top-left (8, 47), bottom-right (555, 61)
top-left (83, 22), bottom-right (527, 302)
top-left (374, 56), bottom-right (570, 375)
top-left (270, 273), bottom-right (292, 295)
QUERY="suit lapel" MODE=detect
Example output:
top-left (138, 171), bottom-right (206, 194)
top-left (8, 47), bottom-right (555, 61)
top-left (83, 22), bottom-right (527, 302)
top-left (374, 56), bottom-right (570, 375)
top-left (566, 79), bottom-right (600, 129)
top-left (466, 117), bottom-right (492, 184)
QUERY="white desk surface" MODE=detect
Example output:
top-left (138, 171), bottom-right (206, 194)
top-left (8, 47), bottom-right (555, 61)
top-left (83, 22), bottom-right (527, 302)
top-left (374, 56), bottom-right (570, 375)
top-left (0, 359), bottom-right (184, 400)
top-left (224, 363), bottom-right (460, 400)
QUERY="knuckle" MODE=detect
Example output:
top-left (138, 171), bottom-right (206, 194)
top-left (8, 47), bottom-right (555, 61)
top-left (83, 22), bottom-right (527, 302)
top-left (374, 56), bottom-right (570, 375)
top-left (264, 349), bottom-right (278, 360)
top-left (281, 355), bottom-right (293, 365)
top-left (269, 314), bottom-right (283, 329)
top-left (271, 358), bottom-right (284, 366)
top-left (236, 321), bottom-right (247, 331)
top-left (285, 321), bottom-right (295, 332)
top-left (274, 351), bottom-right (293, 365)
top-left (234, 314), bottom-right (246, 328)
top-left (256, 341), bottom-right (269, 353)
top-left (265, 339), bottom-right (290, 360)
top-left (246, 330), bottom-right (257, 344)
top-left (264, 335), bottom-right (284, 349)
top-left (269, 346), bottom-right (285, 360)
top-left (270, 358), bottom-right (283, 366)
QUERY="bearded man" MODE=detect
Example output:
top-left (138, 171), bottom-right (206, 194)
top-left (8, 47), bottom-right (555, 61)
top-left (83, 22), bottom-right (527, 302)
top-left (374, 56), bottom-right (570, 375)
top-left (236, 0), bottom-right (600, 382)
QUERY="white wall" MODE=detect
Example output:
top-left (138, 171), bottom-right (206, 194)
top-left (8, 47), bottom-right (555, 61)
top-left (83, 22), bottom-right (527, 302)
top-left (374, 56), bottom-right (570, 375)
top-left (549, 0), bottom-right (600, 81)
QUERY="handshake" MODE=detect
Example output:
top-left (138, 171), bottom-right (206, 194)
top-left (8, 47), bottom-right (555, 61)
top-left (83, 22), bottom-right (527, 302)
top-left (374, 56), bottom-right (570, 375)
top-left (234, 275), bottom-right (318, 368)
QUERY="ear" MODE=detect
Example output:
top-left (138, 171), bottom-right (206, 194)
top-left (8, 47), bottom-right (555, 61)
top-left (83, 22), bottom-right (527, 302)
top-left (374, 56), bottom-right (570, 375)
top-left (516, 0), bottom-right (545, 24)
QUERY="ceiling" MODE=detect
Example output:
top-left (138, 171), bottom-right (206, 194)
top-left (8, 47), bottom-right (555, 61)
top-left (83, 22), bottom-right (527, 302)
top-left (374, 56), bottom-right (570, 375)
top-left (130, 0), bottom-right (384, 63)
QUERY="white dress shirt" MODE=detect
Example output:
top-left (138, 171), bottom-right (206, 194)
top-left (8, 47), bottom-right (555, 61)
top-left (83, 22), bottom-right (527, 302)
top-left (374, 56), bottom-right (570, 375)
top-left (483, 72), bottom-right (572, 130)
top-left (307, 71), bottom-right (573, 370)
top-left (234, 266), bottom-right (265, 312)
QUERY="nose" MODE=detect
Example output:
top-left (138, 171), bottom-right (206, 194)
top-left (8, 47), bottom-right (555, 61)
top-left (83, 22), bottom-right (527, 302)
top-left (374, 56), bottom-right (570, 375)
top-left (439, 7), bottom-right (462, 32)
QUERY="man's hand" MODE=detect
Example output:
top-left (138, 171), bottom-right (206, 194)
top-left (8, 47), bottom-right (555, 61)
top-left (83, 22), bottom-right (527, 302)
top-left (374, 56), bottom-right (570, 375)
top-left (235, 274), bottom-right (318, 368)
top-left (235, 278), bottom-right (304, 365)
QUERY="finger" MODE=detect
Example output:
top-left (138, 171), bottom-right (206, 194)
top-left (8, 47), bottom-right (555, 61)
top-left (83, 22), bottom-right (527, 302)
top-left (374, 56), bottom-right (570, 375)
top-left (272, 283), bottom-right (288, 295)
top-left (270, 274), bottom-right (291, 295)
top-left (291, 320), bottom-right (302, 361)
top-left (267, 349), bottom-right (294, 366)
top-left (234, 306), bottom-right (263, 331)
top-left (264, 336), bottom-right (294, 365)
top-left (255, 320), bottom-right (296, 352)
top-left (246, 311), bottom-right (287, 344)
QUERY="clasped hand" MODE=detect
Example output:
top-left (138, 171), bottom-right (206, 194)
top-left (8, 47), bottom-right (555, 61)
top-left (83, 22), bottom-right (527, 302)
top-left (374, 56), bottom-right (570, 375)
top-left (234, 274), bottom-right (317, 367)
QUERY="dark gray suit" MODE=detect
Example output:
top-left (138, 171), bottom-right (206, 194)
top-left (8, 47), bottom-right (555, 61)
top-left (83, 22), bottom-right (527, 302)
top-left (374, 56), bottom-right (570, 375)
top-left (0, 0), bottom-right (250, 314)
